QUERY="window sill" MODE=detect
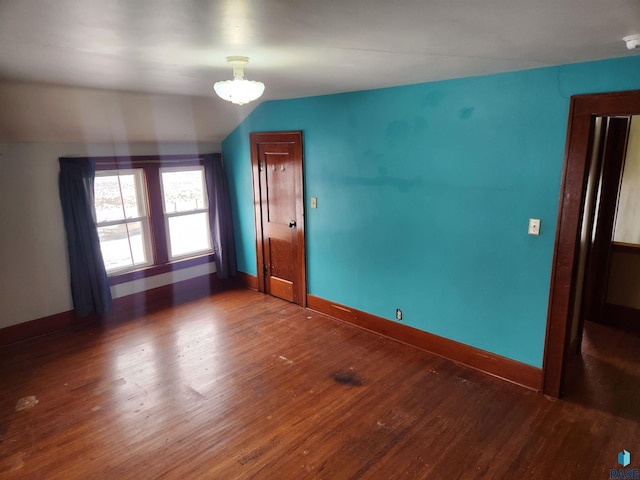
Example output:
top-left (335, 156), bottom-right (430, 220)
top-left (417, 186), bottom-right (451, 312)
top-left (107, 253), bottom-right (215, 286)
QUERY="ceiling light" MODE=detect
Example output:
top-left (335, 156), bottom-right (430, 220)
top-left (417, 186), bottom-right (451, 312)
top-left (214, 56), bottom-right (265, 105)
top-left (623, 34), bottom-right (640, 50)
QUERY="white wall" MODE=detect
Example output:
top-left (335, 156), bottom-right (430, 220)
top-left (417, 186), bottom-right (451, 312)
top-left (608, 116), bottom-right (640, 310)
top-left (0, 82), bottom-right (250, 145)
top-left (0, 141), bottom-right (219, 329)
top-left (613, 116), bottom-right (640, 243)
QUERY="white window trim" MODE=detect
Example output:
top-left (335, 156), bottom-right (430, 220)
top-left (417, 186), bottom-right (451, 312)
top-left (159, 166), bottom-right (213, 260)
top-left (95, 169), bottom-right (153, 274)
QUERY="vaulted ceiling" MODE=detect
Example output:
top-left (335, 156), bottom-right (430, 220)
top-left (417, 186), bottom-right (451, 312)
top-left (1, 0), bottom-right (638, 143)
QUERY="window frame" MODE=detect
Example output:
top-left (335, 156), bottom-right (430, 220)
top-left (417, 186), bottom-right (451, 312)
top-left (159, 165), bottom-right (213, 260)
top-left (94, 168), bottom-right (154, 274)
top-left (93, 155), bottom-right (215, 286)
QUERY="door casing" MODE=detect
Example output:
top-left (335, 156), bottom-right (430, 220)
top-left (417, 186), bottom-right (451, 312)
top-left (543, 90), bottom-right (640, 397)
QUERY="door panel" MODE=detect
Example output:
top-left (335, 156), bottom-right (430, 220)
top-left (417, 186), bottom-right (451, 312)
top-left (582, 117), bottom-right (630, 325)
top-left (250, 132), bottom-right (306, 306)
top-left (264, 150), bottom-right (295, 226)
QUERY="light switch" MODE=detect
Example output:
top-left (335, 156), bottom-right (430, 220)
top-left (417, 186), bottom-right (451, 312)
top-left (311, 197), bottom-right (317, 209)
top-left (528, 218), bottom-right (541, 236)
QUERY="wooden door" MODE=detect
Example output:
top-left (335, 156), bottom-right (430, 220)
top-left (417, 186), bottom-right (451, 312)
top-left (581, 117), bottom-right (630, 325)
top-left (250, 131), bottom-right (306, 306)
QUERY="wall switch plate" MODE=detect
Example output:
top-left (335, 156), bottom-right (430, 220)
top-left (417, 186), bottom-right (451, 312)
top-left (528, 218), bottom-right (541, 235)
top-left (311, 197), bottom-right (317, 209)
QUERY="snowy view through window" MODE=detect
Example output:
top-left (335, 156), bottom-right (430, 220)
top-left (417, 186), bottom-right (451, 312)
top-left (161, 168), bottom-right (211, 258)
top-left (94, 167), bottom-right (211, 274)
top-left (95, 171), bottom-right (149, 273)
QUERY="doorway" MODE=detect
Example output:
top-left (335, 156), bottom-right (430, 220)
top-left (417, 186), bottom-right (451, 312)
top-left (578, 117), bottom-right (631, 331)
top-left (250, 131), bottom-right (306, 306)
top-left (543, 90), bottom-right (640, 397)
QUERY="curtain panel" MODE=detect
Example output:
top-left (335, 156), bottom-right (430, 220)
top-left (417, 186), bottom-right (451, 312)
top-left (203, 153), bottom-right (237, 279)
top-left (58, 157), bottom-right (112, 317)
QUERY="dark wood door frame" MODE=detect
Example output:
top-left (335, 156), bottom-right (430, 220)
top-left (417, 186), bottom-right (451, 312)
top-left (250, 131), bottom-right (307, 307)
top-left (542, 90), bottom-right (640, 397)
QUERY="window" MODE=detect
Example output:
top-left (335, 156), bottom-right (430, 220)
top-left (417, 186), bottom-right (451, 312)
top-left (161, 167), bottom-right (211, 259)
top-left (93, 156), bottom-right (214, 281)
top-left (95, 170), bottom-right (152, 273)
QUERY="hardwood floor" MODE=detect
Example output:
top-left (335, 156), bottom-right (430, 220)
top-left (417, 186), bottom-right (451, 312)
top-left (563, 320), bottom-right (640, 423)
top-left (1, 288), bottom-right (638, 479)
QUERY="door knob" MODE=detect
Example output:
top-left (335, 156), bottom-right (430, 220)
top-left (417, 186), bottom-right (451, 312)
top-left (289, 220), bottom-right (297, 228)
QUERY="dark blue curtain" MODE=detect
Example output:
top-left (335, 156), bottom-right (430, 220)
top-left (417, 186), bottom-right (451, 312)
top-left (203, 153), bottom-right (237, 279)
top-left (59, 158), bottom-right (112, 317)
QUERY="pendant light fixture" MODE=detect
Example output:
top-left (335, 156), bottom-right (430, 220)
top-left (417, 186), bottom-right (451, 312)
top-left (214, 56), bottom-right (265, 105)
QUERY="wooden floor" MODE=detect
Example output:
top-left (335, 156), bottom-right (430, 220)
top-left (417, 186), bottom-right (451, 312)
top-left (1, 288), bottom-right (638, 479)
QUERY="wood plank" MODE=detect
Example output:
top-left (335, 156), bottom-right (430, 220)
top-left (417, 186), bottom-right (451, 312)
top-left (0, 289), bottom-right (638, 479)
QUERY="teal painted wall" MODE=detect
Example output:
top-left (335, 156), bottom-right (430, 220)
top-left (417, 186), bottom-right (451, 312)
top-left (222, 56), bottom-right (640, 367)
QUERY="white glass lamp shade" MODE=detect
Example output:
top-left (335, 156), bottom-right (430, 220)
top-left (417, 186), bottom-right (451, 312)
top-left (214, 77), bottom-right (265, 105)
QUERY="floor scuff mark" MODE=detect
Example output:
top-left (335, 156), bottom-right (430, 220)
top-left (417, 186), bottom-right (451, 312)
top-left (238, 449), bottom-right (262, 465)
top-left (278, 355), bottom-right (295, 366)
top-left (184, 385), bottom-right (206, 400)
top-left (454, 376), bottom-right (471, 387)
top-left (15, 396), bottom-right (38, 412)
top-left (376, 420), bottom-right (389, 429)
top-left (332, 370), bottom-right (363, 386)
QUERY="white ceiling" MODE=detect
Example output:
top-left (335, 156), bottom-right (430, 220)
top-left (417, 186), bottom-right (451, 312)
top-left (1, 0), bottom-right (639, 144)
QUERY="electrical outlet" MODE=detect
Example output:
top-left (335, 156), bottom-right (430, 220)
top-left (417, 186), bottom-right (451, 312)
top-left (528, 218), bottom-right (541, 236)
top-left (396, 308), bottom-right (403, 321)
